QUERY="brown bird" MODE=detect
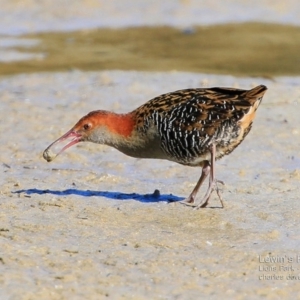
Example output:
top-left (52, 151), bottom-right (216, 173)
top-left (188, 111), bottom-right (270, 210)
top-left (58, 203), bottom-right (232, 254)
top-left (43, 85), bottom-right (267, 209)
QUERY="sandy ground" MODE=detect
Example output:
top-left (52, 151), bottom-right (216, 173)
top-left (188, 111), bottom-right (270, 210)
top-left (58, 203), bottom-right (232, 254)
top-left (1, 1), bottom-right (300, 299)
top-left (1, 70), bottom-right (300, 299)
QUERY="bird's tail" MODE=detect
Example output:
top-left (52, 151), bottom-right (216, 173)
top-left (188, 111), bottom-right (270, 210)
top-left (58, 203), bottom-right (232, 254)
top-left (245, 85), bottom-right (267, 107)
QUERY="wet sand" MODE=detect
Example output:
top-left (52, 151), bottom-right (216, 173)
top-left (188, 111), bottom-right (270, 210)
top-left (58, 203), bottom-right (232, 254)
top-left (1, 23), bottom-right (300, 77)
top-left (1, 70), bottom-right (300, 299)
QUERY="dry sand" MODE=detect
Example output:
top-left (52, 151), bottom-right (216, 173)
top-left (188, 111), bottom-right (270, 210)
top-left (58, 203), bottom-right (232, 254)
top-left (1, 70), bottom-right (300, 299)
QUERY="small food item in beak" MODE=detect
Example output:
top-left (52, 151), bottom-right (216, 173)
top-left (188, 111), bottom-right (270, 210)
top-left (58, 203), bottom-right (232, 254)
top-left (43, 130), bottom-right (81, 162)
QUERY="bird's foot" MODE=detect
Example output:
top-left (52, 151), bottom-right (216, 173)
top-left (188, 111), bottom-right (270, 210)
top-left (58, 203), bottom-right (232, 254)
top-left (179, 196), bottom-right (197, 207)
top-left (194, 179), bottom-right (225, 209)
top-left (180, 179), bottom-right (224, 209)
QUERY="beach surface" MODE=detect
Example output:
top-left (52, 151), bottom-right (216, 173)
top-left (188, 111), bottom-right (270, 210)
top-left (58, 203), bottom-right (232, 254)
top-left (1, 1), bottom-right (300, 299)
top-left (1, 71), bottom-right (300, 299)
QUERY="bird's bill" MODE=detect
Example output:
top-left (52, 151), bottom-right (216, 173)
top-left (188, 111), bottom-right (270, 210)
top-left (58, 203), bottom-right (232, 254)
top-left (43, 129), bottom-right (81, 162)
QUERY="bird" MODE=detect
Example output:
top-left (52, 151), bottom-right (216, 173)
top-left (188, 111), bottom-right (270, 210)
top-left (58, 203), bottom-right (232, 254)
top-left (43, 84), bottom-right (267, 209)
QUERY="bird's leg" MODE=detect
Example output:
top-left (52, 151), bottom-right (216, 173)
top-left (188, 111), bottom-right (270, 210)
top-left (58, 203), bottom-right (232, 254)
top-left (180, 160), bottom-right (210, 205)
top-left (195, 143), bottom-right (224, 209)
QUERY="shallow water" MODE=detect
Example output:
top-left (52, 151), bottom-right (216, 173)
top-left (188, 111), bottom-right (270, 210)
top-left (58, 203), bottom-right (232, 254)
top-left (1, 0), bottom-right (300, 35)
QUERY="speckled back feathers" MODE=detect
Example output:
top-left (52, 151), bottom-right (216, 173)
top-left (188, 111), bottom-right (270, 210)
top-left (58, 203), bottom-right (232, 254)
top-left (132, 85), bottom-right (267, 165)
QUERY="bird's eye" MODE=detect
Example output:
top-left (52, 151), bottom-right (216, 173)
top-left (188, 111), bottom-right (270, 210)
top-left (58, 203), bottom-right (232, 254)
top-left (83, 123), bottom-right (91, 130)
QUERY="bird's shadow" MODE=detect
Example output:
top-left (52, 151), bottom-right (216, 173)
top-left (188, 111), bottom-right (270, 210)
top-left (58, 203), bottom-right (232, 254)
top-left (15, 188), bottom-right (184, 203)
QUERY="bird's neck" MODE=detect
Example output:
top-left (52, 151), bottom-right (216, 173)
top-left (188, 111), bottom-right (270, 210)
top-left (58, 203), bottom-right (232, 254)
top-left (91, 111), bottom-right (165, 159)
top-left (99, 112), bottom-right (135, 138)
top-left (90, 111), bottom-right (143, 150)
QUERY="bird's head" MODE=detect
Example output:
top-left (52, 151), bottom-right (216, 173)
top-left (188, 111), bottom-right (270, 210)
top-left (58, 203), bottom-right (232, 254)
top-left (43, 110), bottom-right (134, 162)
